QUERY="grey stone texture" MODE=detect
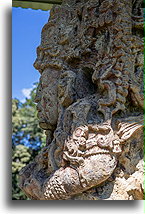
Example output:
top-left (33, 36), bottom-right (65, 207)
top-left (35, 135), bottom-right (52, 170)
top-left (19, 0), bottom-right (144, 200)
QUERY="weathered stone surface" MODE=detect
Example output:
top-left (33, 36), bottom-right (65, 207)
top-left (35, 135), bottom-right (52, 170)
top-left (19, 0), bottom-right (144, 200)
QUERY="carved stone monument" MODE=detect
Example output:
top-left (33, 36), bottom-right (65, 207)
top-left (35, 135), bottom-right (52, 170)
top-left (19, 0), bottom-right (144, 200)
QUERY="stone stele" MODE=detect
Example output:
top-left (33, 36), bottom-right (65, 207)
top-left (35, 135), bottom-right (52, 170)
top-left (19, 0), bottom-right (144, 200)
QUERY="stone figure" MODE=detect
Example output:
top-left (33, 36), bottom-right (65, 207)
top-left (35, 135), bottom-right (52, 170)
top-left (19, 0), bottom-right (144, 200)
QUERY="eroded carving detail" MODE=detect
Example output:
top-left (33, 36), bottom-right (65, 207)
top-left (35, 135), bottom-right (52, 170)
top-left (19, 0), bottom-right (144, 200)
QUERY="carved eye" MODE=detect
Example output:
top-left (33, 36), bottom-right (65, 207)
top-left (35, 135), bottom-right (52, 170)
top-left (79, 137), bottom-right (86, 146)
top-left (67, 144), bottom-right (74, 153)
top-left (98, 136), bottom-right (104, 143)
top-left (97, 135), bottom-right (106, 147)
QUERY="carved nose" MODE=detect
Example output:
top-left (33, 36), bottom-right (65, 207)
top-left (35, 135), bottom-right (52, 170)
top-left (33, 59), bottom-right (41, 70)
top-left (97, 136), bottom-right (113, 149)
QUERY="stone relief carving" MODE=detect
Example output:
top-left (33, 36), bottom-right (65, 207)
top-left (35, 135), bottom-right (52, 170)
top-left (19, 0), bottom-right (144, 200)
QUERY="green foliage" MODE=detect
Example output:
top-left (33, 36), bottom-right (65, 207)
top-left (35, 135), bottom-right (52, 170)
top-left (12, 83), bottom-right (46, 148)
top-left (12, 145), bottom-right (31, 200)
top-left (12, 83), bottom-right (45, 200)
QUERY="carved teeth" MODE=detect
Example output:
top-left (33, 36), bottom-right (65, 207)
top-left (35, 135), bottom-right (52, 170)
top-left (84, 146), bottom-right (110, 157)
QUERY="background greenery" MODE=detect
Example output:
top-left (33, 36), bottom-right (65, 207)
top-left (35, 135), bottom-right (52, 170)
top-left (12, 83), bottom-right (45, 200)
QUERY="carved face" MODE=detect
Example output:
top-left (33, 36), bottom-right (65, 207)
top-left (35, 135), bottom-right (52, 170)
top-left (63, 124), bottom-right (115, 161)
top-left (33, 17), bottom-right (61, 130)
top-left (33, 63), bottom-right (59, 130)
top-left (86, 124), bottom-right (114, 153)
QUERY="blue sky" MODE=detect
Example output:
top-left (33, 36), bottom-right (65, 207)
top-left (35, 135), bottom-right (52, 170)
top-left (12, 7), bottom-right (50, 102)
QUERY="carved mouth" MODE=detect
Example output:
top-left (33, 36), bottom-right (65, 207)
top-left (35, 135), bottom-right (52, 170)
top-left (84, 146), bottom-right (110, 157)
top-left (37, 112), bottom-right (47, 123)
